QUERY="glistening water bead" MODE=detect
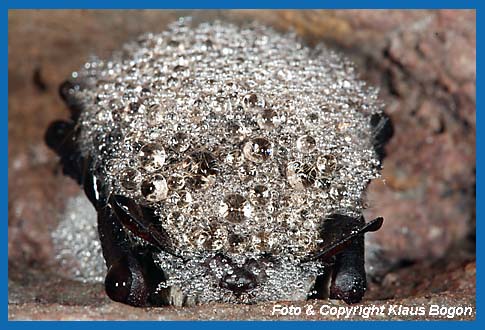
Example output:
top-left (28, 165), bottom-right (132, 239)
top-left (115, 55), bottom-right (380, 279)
top-left (220, 193), bottom-right (253, 223)
top-left (243, 137), bottom-right (273, 163)
top-left (141, 174), bottom-right (168, 202)
top-left (296, 135), bottom-right (317, 153)
top-left (138, 143), bottom-right (166, 172)
top-left (63, 18), bottom-right (384, 304)
top-left (120, 168), bottom-right (141, 190)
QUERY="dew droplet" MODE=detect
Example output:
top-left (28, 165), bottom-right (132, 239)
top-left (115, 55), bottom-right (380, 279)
top-left (170, 132), bottom-right (191, 153)
top-left (139, 87), bottom-right (151, 97)
top-left (316, 154), bottom-right (337, 174)
top-left (264, 231), bottom-right (282, 253)
top-left (120, 168), bottom-right (141, 191)
top-left (238, 164), bottom-right (257, 183)
top-left (286, 161), bottom-right (317, 190)
top-left (226, 121), bottom-right (250, 141)
top-left (296, 135), bottom-right (316, 153)
top-left (211, 96), bottom-right (231, 113)
top-left (129, 101), bottom-right (142, 113)
top-left (182, 151), bottom-right (220, 177)
top-left (315, 177), bottom-right (331, 190)
top-left (224, 149), bottom-right (245, 166)
top-left (146, 104), bottom-right (164, 125)
top-left (249, 185), bottom-right (270, 205)
top-left (337, 122), bottom-right (351, 132)
top-left (95, 109), bottom-right (113, 123)
top-left (228, 234), bottom-right (249, 253)
top-left (243, 137), bottom-right (273, 162)
top-left (220, 194), bottom-right (252, 223)
top-left (177, 190), bottom-right (193, 208)
top-left (242, 93), bottom-right (258, 109)
top-left (167, 173), bottom-right (185, 190)
top-left (306, 112), bottom-right (319, 125)
top-left (277, 211), bottom-right (298, 229)
top-left (328, 186), bottom-right (343, 201)
top-left (186, 174), bottom-right (216, 190)
top-left (257, 109), bottom-right (283, 130)
top-left (138, 143), bottom-right (166, 172)
top-left (190, 228), bottom-right (211, 249)
top-left (167, 76), bottom-right (179, 88)
top-left (173, 65), bottom-right (190, 78)
top-left (210, 227), bottom-right (228, 251)
top-left (141, 174), bottom-right (168, 202)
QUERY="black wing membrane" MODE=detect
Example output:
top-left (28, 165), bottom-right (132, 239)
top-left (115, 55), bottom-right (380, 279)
top-left (110, 195), bottom-right (181, 259)
top-left (301, 215), bottom-right (383, 263)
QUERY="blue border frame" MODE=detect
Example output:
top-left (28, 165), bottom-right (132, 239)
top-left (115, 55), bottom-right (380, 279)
top-left (4, 1), bottom-right (479, 329)
top-left (2, 1), bottom-right (480, 9)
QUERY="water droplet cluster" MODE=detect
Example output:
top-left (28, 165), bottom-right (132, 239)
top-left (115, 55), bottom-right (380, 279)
top-left (52, 194), bottom-right (106, 283)
top-left (66, 18), bottom-right (383, 304)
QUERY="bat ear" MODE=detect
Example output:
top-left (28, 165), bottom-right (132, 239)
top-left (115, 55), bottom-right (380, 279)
top-left (301, 215), bottom-right (384, 263)
top-left (44, 119), bottom-right (86, 184)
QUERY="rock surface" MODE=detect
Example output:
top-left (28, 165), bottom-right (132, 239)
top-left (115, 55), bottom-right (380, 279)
top-left (7, 260), bottom-right (476, 320)
top-left (8, 10), bottom-right (475, 320)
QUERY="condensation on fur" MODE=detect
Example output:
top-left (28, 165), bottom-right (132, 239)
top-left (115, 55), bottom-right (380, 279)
top-left (53, 18), bottom-right (385, 305)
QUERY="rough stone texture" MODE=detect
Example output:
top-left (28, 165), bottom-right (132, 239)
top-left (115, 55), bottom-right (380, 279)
top-left (7, 260), bottom-right (476, 320)
top-left (8, 10), bottom-right (475, 320)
